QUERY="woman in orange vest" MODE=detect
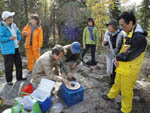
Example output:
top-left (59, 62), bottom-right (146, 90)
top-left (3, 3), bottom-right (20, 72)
top-left (22, 14), bottom-right (43, 74)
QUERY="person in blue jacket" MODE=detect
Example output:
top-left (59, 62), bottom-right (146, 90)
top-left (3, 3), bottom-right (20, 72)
top-left (0, 11), bottom-right (26, 85)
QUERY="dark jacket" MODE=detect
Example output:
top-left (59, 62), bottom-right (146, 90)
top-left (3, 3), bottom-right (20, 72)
top-left (116, 24), bottom-right (147, 61)
top-left (61, 44), bottom-right (81, 73)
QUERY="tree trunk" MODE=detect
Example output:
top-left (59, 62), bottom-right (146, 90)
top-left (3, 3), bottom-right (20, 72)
top-left (24, 0), bottom-right (28, 23)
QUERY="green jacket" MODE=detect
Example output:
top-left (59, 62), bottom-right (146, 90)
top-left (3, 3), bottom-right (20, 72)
top-left (82, 26), bottom-right (99, 47)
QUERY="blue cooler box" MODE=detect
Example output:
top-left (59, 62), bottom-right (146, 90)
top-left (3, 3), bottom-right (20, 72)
top-left (61, 84), bottom-right (84, 106)
top-left (38, 97), bottom-right (51, 113)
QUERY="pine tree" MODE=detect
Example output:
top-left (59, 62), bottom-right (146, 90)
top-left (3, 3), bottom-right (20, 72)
top-left (0, 0), bottom-right (4, 20)
top-left (139, 0), bottom-right (150, 30)
top-left (109, 0), bottom-right (121, 20)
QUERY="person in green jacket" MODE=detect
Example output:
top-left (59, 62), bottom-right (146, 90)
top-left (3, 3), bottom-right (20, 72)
top-left (82, 18), bottom-right (99, 65)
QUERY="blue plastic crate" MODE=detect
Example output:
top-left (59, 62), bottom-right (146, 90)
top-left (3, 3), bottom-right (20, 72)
top-left (61, 84), bottom-right (84, 106)
top-left (38, 97), bottom-right (51, 113)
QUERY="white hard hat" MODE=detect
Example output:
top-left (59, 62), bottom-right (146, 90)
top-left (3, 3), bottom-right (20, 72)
top-left (1, 11), bottom-right (15, 20)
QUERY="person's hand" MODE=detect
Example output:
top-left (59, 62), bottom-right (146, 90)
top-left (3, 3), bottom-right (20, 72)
top-left (67, 72), bottom-right (73, 80)
top-left (83, 45), bottom-right (86, 49)
top-left (70, 63), bottom-right (77, 70)
top-left (24, 31), bottom-right (28, 36)
top-left (103, 40), bottom-right (108, 45)
top-left (96, 46), bottom-right (98, 50)
top-left (114, 58), bottom-right (119, 67)
top-left (10, 35), bottom-right (17, 40)
top-left (123, 45), bottom-right (130, 53)
top-left (62, 79), bottom-right (69, 85)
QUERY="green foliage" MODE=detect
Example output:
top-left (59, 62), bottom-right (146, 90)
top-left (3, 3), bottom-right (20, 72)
top-left (109, 0), bottom-right (121, 20)
top-left (3, 0), bottom-right (26, 29)
top-left (0, 0), bottom-right (4, 20)
top-left (0, 0), bottom-right (149, 52)
top-left (86, 0), bottom-right (111, 40)
top-left (55, 0), bottom-right (89, 44)
top-left (139, 0), bottom-right (150, 30)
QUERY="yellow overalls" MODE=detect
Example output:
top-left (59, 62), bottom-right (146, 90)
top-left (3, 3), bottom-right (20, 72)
top-left (107, 30), bottom-right (146, 113)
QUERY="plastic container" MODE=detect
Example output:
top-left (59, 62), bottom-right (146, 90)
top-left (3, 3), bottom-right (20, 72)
top-left (32, 100), bottom-right (42, 113)
top-left (31, 79), bottom-right (55, 102)
top-left (61, 84), bottom-right (84, 106)
top-left (38, 78), bottom-right (55, 95)
top-left (31, 89), bottom-right (49, 102)
top-left (38, 97), bottom-right (51, 113)
top-left (11, 104), bottom-right (24, 113)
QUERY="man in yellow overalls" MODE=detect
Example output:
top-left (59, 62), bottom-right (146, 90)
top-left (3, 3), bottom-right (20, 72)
top-left (102, 11), bottom-right (147, 113)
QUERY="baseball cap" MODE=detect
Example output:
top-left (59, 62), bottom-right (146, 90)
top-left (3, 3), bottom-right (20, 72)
top-left (106, 19), bottom-right (118, 29)
top-left (72, 42), bottom-right (80, 54)
top-left (2, 11), bottom-right (15, 20)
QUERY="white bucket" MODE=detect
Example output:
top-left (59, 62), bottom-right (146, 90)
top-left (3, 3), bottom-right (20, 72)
top-left (2, 108), bottom-right (11, 113)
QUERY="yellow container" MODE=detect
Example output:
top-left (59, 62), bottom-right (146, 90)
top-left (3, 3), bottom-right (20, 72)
top-left (0, 98), bottom-right (2, 104)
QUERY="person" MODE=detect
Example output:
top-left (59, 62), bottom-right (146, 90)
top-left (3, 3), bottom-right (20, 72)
top-left (82, 18), bottom-right (99, 66)
top-left (61, 42), bottom-right (81, 81)
top-left (0, 11), bottom-right (26, 85)
top-left (32, 45), bottom-right (69, 86)
top-left (102, 19), bottom-right (123, 85)
top-left (22, 14), bottom-right (43, 74)
top-left (102, 11), bottom-right (147, 113)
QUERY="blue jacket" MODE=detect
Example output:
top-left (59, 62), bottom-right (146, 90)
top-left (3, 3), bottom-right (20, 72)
top-left (0, 22), bottom-right (21, 55)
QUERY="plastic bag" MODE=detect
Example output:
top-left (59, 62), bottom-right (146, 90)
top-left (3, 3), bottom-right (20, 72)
top-left (22, 83), bottom-right (34, 96)
top-left (16, 96), bottom-right (35, 111)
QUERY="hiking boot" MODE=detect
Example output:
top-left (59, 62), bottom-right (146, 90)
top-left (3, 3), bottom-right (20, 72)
top-left (17, 78), bottom-right (27, 81)
top-left (7, 82), bottom-right (13, 85)
top-left (102, 94), bottom-right (115, 102)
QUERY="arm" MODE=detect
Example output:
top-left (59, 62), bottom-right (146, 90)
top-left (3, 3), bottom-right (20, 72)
top-left (17, 29), bottom-right (22, 41)
top-left (102, 30), bottom-right (109, 46)
top-left (116, 34), bottom-right (147, 61)
top-left (0, 29), bottom-right (11, 43)
top-left (114, 33), bottom-right (123, 55)
top-left (32, 60), bottom-right (64, 83)
top-left (38, 28), bottom-right (43, 48)
top-left (61, 62), bottom-right (71, 74)
top-left (12, 23), bottom-right (22, 41)
top-left (75, 54), bottom-right (81, 65)
top-left (21, 24), bottom-right (28, 37)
